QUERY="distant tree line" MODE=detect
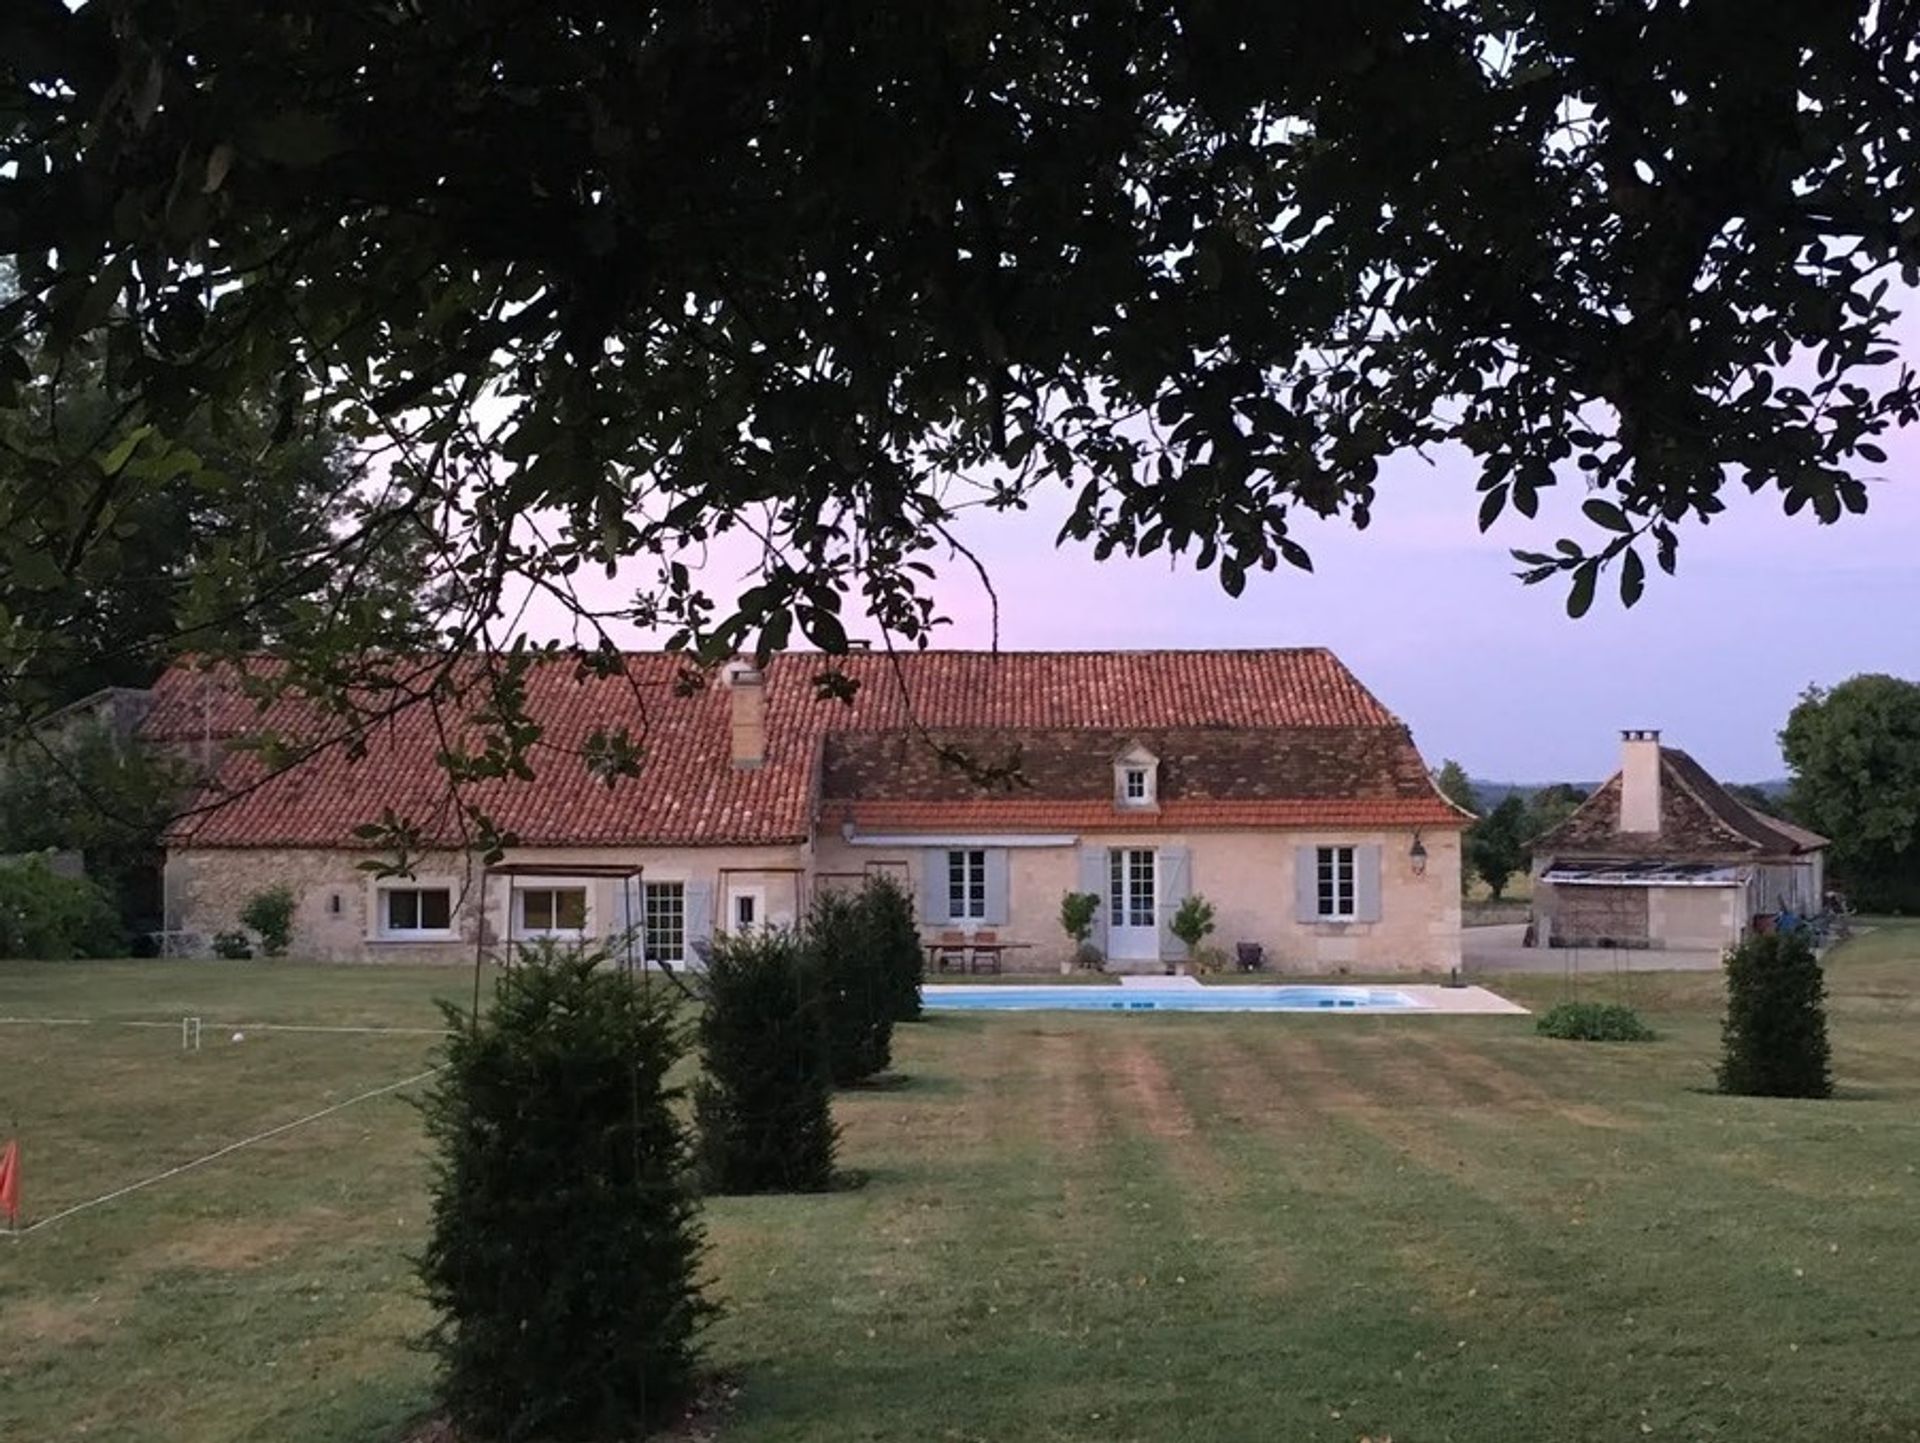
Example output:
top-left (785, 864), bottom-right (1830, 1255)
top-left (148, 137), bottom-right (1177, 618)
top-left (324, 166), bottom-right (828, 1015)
top-left (1434, 761), bottom-right (1588, 901)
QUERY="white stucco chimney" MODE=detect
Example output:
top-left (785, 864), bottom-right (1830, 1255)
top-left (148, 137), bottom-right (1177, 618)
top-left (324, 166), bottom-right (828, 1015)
top-left (1619, 729), bottom-right (1662, 833)
top-left (729, 665), bottom-right (767, 769)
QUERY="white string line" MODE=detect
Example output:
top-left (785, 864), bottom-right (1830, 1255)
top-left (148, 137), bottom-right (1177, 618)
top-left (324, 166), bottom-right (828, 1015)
top-left (0, 1016), bottom-right (450, 1036)
top-left (10, 1065), bottom-right (445, 1239)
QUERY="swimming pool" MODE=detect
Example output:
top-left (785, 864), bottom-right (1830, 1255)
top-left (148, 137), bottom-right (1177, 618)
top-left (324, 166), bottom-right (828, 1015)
top-left (922, 984), bottom-right (1422, 1013)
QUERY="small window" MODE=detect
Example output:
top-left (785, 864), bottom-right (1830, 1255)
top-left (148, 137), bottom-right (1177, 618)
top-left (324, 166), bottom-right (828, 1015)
top-left (946, 849), bottom-right (987, 922)
top-left (517, 886), bottom-right (588, 935)
top-left (381, 886), bottom-right (453, 937)
top-left (1123, 768), bottom-right (1148, 800)
top-left (643, 882), bottom-right (686, 964)
top-left (1316, 847), bottom-right (1357, 920)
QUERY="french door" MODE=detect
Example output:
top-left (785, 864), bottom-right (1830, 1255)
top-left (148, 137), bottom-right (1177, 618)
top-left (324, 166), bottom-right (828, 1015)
top-left (1108, 848), bottom-right (1158, 961)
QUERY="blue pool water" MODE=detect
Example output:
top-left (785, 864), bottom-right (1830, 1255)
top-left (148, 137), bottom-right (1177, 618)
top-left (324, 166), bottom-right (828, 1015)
top-left (922, 985), bottom-right (1421, 1013)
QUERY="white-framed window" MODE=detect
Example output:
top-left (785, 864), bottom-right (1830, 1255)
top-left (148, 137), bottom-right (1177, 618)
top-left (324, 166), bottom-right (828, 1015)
top-left (1123, 767), bottom-right (1149, 801)
top-left (376, 885), bottom-right (455, 940)
top-left (1114, 749), bottom-right (1158, 808)
top-left (1316, 846), bottom-right (1357, 919)
top-left (947, 849), bottom-right (987, 922)
top-left (642, 882), bottom-right (686, 964)
top-left (515, 885), bottom-right (589, 937)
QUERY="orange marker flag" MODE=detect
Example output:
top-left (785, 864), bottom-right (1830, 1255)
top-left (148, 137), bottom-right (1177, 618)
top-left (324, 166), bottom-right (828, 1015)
top-left (0, 1139), bottom-right (19, 1230)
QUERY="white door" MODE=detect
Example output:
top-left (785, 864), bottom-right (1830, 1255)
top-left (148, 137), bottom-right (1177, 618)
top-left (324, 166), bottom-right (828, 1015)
top-left (1108, 848), bottom-right (1158, 961)
top-left (727, 884), bottom-right (766, 936)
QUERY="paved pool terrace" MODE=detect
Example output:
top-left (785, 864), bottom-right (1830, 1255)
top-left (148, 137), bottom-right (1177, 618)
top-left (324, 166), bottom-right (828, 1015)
top-left (922, 976), bottom-right (1527, 1015)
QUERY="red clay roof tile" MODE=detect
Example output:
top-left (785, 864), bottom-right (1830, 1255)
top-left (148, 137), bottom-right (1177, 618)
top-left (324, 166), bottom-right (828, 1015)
top-left (150, 649), bottom-right (1450, 847)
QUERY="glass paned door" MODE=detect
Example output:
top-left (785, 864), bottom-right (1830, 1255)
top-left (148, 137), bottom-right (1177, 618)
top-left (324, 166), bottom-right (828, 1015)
top-left (1107, 848), bottom-right (1158, 960)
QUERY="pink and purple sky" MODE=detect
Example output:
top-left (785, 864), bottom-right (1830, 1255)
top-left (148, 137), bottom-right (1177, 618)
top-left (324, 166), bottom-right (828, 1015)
top-left (560, 434), bottom-right (1915, 785)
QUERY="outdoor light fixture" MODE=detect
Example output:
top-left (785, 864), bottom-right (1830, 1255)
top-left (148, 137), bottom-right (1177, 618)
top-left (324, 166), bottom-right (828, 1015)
top-left (1409, 831), bottom-right (1429, 876)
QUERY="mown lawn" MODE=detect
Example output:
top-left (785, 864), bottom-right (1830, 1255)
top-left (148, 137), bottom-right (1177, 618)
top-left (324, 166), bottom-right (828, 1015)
top-left (3, 930), bottom-right (1918, 1442)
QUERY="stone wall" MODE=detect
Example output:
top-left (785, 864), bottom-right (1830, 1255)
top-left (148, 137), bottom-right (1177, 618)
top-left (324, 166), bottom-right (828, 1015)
top-left (166, 841), bottom-right (810, 962)
top-left (813, 826), bottom-right (1463, 974)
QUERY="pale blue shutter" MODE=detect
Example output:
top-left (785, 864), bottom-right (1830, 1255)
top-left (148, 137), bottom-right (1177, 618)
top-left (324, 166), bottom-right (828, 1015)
top-left (1156, 846), bottom-right (1191, 957)
top-left (1295, 847), bottom-right (1321, 923)
top-left (984, 850), bottom-right (1010, 925)
top-left (921, 850), bottom-right (949, 925)
top-left (685, 881), bottom-right (714, 961)
top-left (1355, 845), bottom-right (1383, 922)
top-left (1077, 846), bottom-right (1108, 953)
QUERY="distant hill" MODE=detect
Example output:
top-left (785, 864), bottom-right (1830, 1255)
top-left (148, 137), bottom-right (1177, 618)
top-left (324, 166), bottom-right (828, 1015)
top-left (1468, 776), bottom-right (1791, 807)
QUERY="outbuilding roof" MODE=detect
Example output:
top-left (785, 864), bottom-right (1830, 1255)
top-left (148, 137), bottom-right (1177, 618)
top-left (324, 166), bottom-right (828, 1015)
top-left (1536, 747), bottom-right (1826, 861)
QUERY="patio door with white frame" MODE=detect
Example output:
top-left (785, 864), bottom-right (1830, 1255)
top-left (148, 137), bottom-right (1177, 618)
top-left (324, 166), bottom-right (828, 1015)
top-left (1108, 848), bottom-right (1158, 962)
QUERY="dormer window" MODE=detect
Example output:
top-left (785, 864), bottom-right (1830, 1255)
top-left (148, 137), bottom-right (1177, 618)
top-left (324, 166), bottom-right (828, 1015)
top-left (1113, 745), bottom-right (1159, 810)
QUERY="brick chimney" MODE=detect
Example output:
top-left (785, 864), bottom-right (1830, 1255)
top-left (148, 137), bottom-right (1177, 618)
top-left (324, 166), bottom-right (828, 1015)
top-left (1619, 729), bottom-right (1662, 833)
top-left (729, 665), bottom-right (767, 769)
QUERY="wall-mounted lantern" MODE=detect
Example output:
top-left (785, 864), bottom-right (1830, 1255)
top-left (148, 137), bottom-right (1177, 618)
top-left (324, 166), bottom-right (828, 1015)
top-left (1410, 831), bottom-right (1429, 877)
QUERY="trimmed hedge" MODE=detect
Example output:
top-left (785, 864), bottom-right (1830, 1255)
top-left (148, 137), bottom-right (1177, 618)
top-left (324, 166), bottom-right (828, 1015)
top-left (861, 873), bottom-right (924, 1022)
top-left (1719, 929), bottom-right (1832, 1098)
top-left (418, 941), bottom-right (708, 1441)
top-left (694, 928), bottom-right (838, 1193)
top-left (808, 887), bottom-right (893, 1085)
top-left (1535, 1000), bottom-right (1656, 1042)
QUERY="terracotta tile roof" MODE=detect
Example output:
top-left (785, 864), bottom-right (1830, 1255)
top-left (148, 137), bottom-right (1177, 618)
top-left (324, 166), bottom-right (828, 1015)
top-left (1537, 747), bottom-right (1826, 861)
top-left (821, 727), bottom-right (1466, 831)
top-left (151, 648), bottom-right (1443, 848)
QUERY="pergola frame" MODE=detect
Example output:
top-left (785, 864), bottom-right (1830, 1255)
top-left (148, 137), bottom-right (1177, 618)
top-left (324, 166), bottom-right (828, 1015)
top-left (468, 862), bottom-right (666, 1021)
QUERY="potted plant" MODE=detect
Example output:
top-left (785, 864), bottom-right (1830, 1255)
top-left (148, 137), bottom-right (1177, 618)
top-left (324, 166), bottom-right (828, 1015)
top-left (1170, 895), bottom-right (1216, 976)
top-left (1059, 891), bottom-right (1100, 975)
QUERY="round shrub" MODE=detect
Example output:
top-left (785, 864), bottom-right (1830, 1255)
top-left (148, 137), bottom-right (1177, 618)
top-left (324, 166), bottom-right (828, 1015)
top-left (1535, 1000), bottom-right (1656, 1042)
top-left (418, 940), bottom-right (708, 1441)
top-left (694, 928), bottom-right (838, 1194)
top-left (239, 885), bottom-right (295, 956)
top-left (1719, 929), bottom-right (1832, 1098)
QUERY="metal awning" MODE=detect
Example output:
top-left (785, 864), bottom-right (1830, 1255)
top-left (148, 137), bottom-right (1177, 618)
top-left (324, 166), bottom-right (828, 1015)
top-left (1541, 862), bottom-right (1745, 888)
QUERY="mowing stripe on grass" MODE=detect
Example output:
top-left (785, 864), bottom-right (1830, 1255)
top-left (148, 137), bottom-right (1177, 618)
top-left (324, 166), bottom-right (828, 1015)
top-left (10, 1065), bottom-right (443, 1239)
top-left (0, 1016), bottom-right (450, 1036)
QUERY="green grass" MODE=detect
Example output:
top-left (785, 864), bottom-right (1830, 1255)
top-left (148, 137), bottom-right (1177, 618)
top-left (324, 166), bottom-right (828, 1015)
top-left (3, 932), bottom-right (1919, 1442)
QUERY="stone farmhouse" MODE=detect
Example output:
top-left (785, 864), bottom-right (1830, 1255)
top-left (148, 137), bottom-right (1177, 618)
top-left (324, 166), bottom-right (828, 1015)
top-left (145, 649), bottom-right (1471, 972)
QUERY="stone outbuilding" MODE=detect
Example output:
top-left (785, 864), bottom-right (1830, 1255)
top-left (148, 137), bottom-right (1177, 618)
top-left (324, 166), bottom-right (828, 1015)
top-left (1530, 730), bottom-right (1827, 951)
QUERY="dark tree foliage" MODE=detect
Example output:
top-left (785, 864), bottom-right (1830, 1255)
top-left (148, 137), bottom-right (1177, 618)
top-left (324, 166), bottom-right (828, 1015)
top-left (0, 717), bottom-right (190, 932)
top-left (1718, 929), bottom-right (1833, 1099)
top-left (862, 873), bottom-right (926, 1023)
top-left (0, 854), bottom-right (122, 958)
top-left (1434, 760), bottom-right (1481, 819)
top-left (694, 928), bottom-right (838, 1194)
top-left (1524, 782), bottom-right (1589, 842)
top-left (807, 887), bottom-right (894, 1086)
top-left (418, 943), bottom-right (709, 1442)
top-left (1781, 674), bottom-right (1920, 911)
top-left (1469, 793), bottom-right (1530, 899)
top-left (3, 3), bottom-right (1917, 767)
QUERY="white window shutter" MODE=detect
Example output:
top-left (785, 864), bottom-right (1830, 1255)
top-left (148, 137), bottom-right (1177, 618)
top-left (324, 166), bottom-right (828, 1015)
top-left (1355, 844), bottom-right (1383, 922)
top-left (984, 850), bottom-right (1010, 925)
top-left (921, 849), bottom-right (949, 926)
top-left (1156, 846), bottom-right (1191, 957)
top-left (1295, 847), bottom-right (1321, 923)
top-left (1077, 846), bottom-right (1108, 952)
top-left (686, 881), bottom-right (714, 948)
